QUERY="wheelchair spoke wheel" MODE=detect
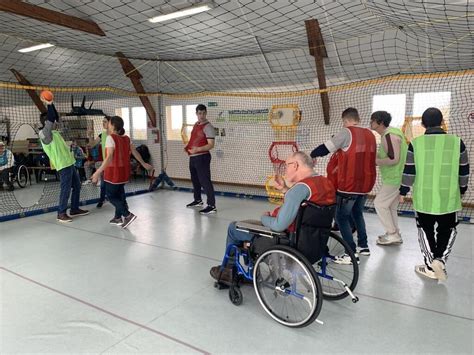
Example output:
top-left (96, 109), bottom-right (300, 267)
top-left (314, 232), bottom-right (359, 300)
top-left (253, 245), bottom-right (322, 328)
top-left (16, 165), bottom-right (29, 188)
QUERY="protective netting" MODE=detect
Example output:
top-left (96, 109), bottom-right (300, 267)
top-left (0, 87), bottom-right (159, 220)
top-left (0, 1), bottom-right (473, 220)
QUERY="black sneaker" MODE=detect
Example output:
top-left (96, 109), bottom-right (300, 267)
top-left (70, 208), bottom-right (90, 217)
top-left (97, 201), bottom-right (104, 208)
top-left (186, 200), bottom-right (203, 208)
top-left (109, 217), bottom-right (123, 225)
top-left (359, 248), bottom-right (371, 256)
top-left (122, 213), bottom-right (137, 229)
top-left (199, 205), bottom-right (217, 215)
top-left (57, 213), bottom-right (73, 223)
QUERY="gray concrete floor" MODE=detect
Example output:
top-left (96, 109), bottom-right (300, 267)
top-left (0, 190), bottom-right (472, 354)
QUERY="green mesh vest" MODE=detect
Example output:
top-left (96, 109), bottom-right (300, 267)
top-left (412, 134), bottom-right (461, 214)
top-left (101, 130), bottom-right (108, 158)
top-left (41, 131), bottom-right (75, 171)
top-left (377, 127), bottom-right (408, 186)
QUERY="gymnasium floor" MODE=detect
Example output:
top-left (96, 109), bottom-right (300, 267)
top-left (0, 190), bottom-right (472, 354)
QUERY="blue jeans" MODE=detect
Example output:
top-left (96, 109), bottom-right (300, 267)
top-left (99, 178), bottom-right (106, 203)
top-left (336, 193), bottom-right (368, 252)
top-left (105, 182), bottom-right (130, 219)
top-left (226, 222), bottom-right (252, 248)
top-left (58, 165), bottom-right (81, 215)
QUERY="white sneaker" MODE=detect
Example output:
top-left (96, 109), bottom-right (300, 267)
top-left (377, 233), bottom-right (403, 245)
top-left (334, 253), bottom-right (360, 265)
top-left (431, 259), bottom-right (447, 281)
top-left (415, 264), bottom-right (437, 279)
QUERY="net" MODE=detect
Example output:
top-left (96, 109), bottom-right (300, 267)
top-left (0, 1), bottom-right (472, 221)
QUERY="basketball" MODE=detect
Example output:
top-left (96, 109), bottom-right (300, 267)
top-left (40, 90), bottom-right (54, 102)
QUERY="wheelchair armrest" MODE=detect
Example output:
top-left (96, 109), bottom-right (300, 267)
top-left (235, 221), bottom-right (287, 239)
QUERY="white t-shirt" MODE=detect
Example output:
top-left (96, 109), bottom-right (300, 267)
top-left (105, 135), bottom-right (115, 149)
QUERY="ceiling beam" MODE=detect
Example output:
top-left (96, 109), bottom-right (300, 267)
top-left (10, 69), bottom-right (47, 114)
top-left (116, 52), bottom-right (156, 128)
top-left (0, 0), bottom-right (105, 36)
top-left (305, 19), bottom-right (330, 125)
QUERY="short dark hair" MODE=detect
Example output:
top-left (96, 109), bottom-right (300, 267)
top-left (370, 111), bottom-right (392, 127)
top-left (422, 107), bottom-right (443, 128)
top-left (342, 107), bottom-right (359, 121)
top-left (196, 104), bottom-right (207, 112)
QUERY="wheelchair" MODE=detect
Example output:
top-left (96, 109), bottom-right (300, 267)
top-left (7, 164), bottom-right (29, 189)
top-left (214, 201), bottom-right (359, 328)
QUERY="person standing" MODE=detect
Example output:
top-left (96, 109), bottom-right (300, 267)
top-left (370, 111), bottom-right (408, 245)
top-left (39, 97), bottom-right (89, 222)
top-left (88, 116), bottom-right (110, 207)
top-left (184, 104), bottom-right (217, 215)
top-left (400, 108), bottom-right (469, 281)
top-left (311, 108), bottom-right (376, 264)
top-left (91, 116), bottom-right (152, 229)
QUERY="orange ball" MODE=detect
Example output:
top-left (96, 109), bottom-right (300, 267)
top-left (40, 90), bottom-right (54, 102)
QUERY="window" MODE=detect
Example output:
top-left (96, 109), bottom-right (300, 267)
top-left (166, 105), bottom-right (184, 140)
top-left (186, 105), bottom-right (199, 124)
top-left (372, 94), bottom-right (406, 127)
top-left (412, 92), bottom-right (451, 118)
top-left (114, 107), bottom-right (147, 140)
top-left (165, 104), bottom-right (200, 141)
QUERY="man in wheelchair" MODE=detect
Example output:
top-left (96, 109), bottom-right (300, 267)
top-left (0, 141), bottom-right (15, 191)
top-left (210, 151), bottom-right (336, 284)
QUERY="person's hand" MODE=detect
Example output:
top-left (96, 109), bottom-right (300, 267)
top-left (188, 147), bottom-right (199, 154)
top-left (143, 163), bottom-right (153, 171)
top-left (91, 172), bottom-right (99, 184)
top-left (273, 175), bottom-right (286, 191)
top-left (40, 97), bottom-right (53, 105)
top-left (399, 195), bottom-right (405, 204)
top-left (375, 158), bottom-right (381, 166)
top-left (312, 157), bottom-right (317, 166)
top-left (263, 211), bottom-right (271, 216)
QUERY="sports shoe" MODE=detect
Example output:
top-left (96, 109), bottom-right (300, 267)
top-left (431, 259), bottom-right (447, 281)
top-left (96, 201), bottom-right (104, 208)
top-left (358, 248), bottom-right (371, 256)
top-left (57, 213), bottom-right (73, 223)
top-left (122, 213), bottom-right (137, 229)
top-left (377, 233), bottom-right (403, 245)
top-left (334, 253), bottom-right (360, 265)
top-left (69, 208), bottom-right (90, 217)
top-left (415, 264), bottom-right (437, 279)
top-left (186, 200), bottom-right (203, 208)
top-left (109, 217), bottom-right (123, 225)
top-left (200, 205), bottom-right (217, 214)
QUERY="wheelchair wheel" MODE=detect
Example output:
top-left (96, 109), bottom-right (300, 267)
top-left (253, 245), bottom-right (322, 328)
top-left (16, 165), bottom-right (29, 188)
top-left (229, 286), bottom-right (243, 306)
top-left (314, 232), bottom-right (359, 300)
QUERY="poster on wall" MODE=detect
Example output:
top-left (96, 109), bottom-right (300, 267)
top-left (216, 109), bottom-right (269, 123)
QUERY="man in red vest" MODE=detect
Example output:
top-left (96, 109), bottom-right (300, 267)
top-left (210, 151), bottom-right (336, 283)
top-left (311, 108), bottom-right (376, 265)
top-left (184, 104), bottom-right (217, 214)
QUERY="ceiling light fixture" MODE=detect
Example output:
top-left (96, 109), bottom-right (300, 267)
top-left (149, 3), bottom-right (212, 23)
top-left (18, 43), bottom-right (55, 53)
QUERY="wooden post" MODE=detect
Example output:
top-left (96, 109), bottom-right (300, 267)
top-left (0, 0), bottom-right (105, 36)
top-left (10, 69), bottom-right (46, 114)
top-left (305, 19), bottom-right (330, 125)
top-left (116, 52), bottom-right (157, 127)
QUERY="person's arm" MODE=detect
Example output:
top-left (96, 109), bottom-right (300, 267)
top-left (377, 134), bottom-right (401, 166)
top-left (459, 139), bottom-right (470, 195)
top-left (130, 143), bottom-right (153, 171)
top-left (261, 184), bottom-right (310, 231)
top-left (189, 139), bottom-right (215, 154)
top-left (94, 147), bottom-right (114, 176)
top-left (310, 129), bottom-right (351, 158)
top-left (38, 104), bottom-right (58, 145)
top-left (399, 143), bottom-right (415, 196)
top-left (89, 136), bottom-right (101, 148)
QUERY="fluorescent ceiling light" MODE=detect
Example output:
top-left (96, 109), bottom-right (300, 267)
top-left (149, 3), bottom-right (212, 23)
top-left (18, 43), bottom-right (54, 53)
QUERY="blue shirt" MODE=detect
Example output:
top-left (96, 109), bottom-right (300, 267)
top-left (261, 183), bottom-right (311, 232)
